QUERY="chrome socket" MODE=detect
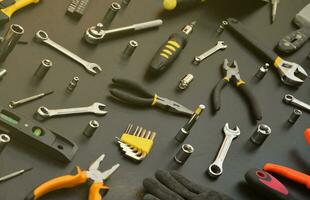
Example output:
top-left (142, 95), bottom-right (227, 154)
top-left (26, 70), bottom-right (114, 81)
top-left (83, 120), bottom-right (99, 138)
top-left (179, 73), bottom-right (194, 90)
top-left (102, 2), bottom-right (121, 28)
top-left (34, 59), bottom-right (52, 79)
top-left (123, 40), bottom-right (138, 58)
top-left (0, 134), bottom-right (10, 153)
top-left (0, 24), bottom-right (24, 63)
top-left (288, 109), bottom-right (302, 124)
top-left (250, 124), bottom-right (271, 145)
top-left (174, 144), bottom-right (194, 165)
top-left (67, 77), bottom-right (80, 92)
top-left (255, 63), bottom-right (269, 80)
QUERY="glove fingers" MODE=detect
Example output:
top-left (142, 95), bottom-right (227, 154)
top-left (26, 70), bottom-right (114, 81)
top-left (155, 170), bottom-right (196, 199)
top-left (170, 170), bottom-right (207, 194)
top-left (143, 194), bottom-right (161, 200)
top-left (143, 178), bottom-right (184, 200)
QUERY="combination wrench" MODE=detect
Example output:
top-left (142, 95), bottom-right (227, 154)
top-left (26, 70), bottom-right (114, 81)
top-left (34, 30), bottom-right (102, 75)
top-left (283, 94), bottom-right (310, 112)
top-left (193, 41), bottom-right (227, 65)
top-left (208, 123), bottom-right (240, 177)
top-left (35, 102), bottom-right (107, 120)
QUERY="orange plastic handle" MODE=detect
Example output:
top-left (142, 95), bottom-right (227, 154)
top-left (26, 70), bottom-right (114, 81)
top-left (305, 129), bottom-right (310, 145)
top-left (264, 163), bottom-right (310, 189)
top-left (88, 182), bottom-right (109, 200)
top-left (33, 166), bottom-right (88, 199)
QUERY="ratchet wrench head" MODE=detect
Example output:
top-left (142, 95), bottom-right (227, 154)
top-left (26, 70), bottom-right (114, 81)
top-left (275, 58), bottom-right (308, 86)
top-left (84, 23), bottom-right (105, 44)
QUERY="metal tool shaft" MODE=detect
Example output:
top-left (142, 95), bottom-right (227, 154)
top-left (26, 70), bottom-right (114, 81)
top-left (9, 91), bottom-right (53, 108)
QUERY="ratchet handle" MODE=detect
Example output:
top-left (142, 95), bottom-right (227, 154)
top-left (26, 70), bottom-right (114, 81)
top-left (134, 20), bottom-right (163, 31)
top-left (25, 167), bottom-right (88, 200)
top-left (245, 169), bottom-right (295, 200)
top-left (263, 163), bottom-right (310, 189)
top-left (2, 0), bottom-right (40, 18)
top-left (88, 182), bottom-right (109, 200)
top-left (238, 83), bottom-right (262, 121)
top-left (277, 27), bottom-right (310, 54)
top-left (226, 18), bottom-right (278, 62)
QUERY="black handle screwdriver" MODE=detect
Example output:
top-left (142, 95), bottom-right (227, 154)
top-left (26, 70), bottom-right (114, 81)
top-left (149, 21), bottom-right (196, 75)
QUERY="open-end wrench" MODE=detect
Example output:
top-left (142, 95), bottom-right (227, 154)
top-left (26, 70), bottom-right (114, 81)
top-left (283, 94), bottom-right (310, 113)
top-left (193, 41), bottom-right (227, 65)
top-left (35, 102), bottom-right (107, 120)
top-left (208, 123), bottom-right (240, 178)
top-left (34, 30), bottom-right (102, 75)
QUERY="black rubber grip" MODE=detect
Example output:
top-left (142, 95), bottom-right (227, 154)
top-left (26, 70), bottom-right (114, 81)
top-left (238, 83), bottom-right (262, 121)
top-left (112, 78), bottom-right (154, 98)
top-left (149, 31), bottom-right (188, 74)
top-left (226, 18), bottom-right (278, 62)
top-left (212, 79), bottom-right (228, 111)
top-left (245, 169), bottom-right (296, 200)
top-left (110, 89), bottom-right (153, 106)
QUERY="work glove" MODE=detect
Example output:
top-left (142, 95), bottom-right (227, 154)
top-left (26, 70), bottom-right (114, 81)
top-left (143, 170), bottom-right (234, 200)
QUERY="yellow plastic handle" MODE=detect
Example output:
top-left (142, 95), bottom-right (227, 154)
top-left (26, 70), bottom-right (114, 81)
top-left (32, 167), bottom-right (88, 200)
top-left (2, 0), bottom-right (40, 18)
top-left (88, 182), bottom-right (109, 200)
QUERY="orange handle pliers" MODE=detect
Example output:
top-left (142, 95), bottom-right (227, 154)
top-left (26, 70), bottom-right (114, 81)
top-left (264, 163), bottom-right (310, 189)
top-left (25, 154), bottom-right (120, 200)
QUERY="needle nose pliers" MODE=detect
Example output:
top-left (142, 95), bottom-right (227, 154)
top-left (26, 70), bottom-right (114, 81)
top-left (110, 78), bottom-right (194, 117)
top-left (25, 154), bottom-right (120, 200)
top-left (212, 59), bottom-right (262, 121)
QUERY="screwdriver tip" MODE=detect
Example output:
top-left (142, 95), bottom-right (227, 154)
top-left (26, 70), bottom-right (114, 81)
top-left (23, 168), bottom-right (33, 173)
top-left (44, 91), bottom-right (54, 96)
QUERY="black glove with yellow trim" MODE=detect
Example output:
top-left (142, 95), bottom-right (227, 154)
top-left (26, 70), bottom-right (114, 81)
top-left (143, 170), bottom-right (234, 200)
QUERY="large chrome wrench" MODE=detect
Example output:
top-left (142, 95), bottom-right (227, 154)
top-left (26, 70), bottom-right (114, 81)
top-left (36, 102), bottom-right (107, 120)
top-left (208, 123), bottom-right (240, 177)
top-left (193, 41), bottom-right (227, 65)
top-left (283, 94), bottom-right (310, 112)
top-left (34, 30), bottom-right (102, 75)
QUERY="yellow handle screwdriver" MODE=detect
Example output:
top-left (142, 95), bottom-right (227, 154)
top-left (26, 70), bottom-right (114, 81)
top-left (149, 21), bottom-right (196, 75)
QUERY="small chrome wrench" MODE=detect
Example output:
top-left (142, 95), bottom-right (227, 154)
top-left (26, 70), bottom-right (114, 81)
top-left (35, 102), bottom-right (107, 120)
top-left (34, 30), bottom-right (102, 75)
top-left (208, 123), bottom-right (240, 177)
top-left (283, 94), bottom-right (310, 112)
top-left (193, 41), bottom-right (227, 65)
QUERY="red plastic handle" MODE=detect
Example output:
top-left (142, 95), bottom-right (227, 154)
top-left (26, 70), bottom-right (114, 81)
top-left (264, 163), bottom-right (310, 189)
top-left (305, 129), bottom-right (310, 145)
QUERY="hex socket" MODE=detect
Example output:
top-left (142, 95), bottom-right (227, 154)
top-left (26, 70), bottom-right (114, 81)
top-left (83, 120), bottom-right (99, 138)
top-left (102, 2), bottom-right (121, 28)
top-left (123, 40), bottom-right (138, 58)
top-left (250, 124), bottom-right (271, 145)
top-left (0, 134), bottom-right (10, 153)
top-left (174, 144), bottom-right (194, 165)
top-left (0, 24), bottom-right (24, 63)
top-left (34, 59), bottom-right (52, 79)
top-left (288, 109), bottom-right (302, 124)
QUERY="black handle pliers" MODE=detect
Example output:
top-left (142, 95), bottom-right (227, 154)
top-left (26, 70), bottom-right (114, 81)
top-left (212, 59), bottom-right (262, 121)
top-left (110, 78), bottom-right (194, 117)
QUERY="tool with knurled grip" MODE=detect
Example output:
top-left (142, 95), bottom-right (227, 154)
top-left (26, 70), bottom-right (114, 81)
top-left (109, 78), bottom-right (193, 117)
top-left (149, 21), bottom-right (196, 75)
top-left (212, 59), bottom-right (262, 121)
top-left (25, 154), bottom-right (120, 200)
top-left (245, 169), bottom-right (298, 200)
top-left (219, 18), bottom-right (308, 86)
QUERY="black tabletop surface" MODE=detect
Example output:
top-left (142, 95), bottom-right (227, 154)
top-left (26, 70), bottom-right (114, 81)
top-left (0, 0), bottom-right (309, 199)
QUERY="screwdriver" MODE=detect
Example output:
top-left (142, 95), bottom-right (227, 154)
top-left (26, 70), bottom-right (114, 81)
top-left (0, 168), bottom-right (32, 182)
top-left (271, 0), bottom-right (280, 24)
top-left (9, 91), bottom-right (54, 109)
top-left (149, 21), bottom-right (196, 75)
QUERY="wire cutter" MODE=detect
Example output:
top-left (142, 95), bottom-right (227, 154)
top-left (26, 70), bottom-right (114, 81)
top-left (110, 78), bottom-right (193, 117)
top-left (25, 154), bottom-right (120, 200)
top-left (212, 59), bottom-right (262, 121)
